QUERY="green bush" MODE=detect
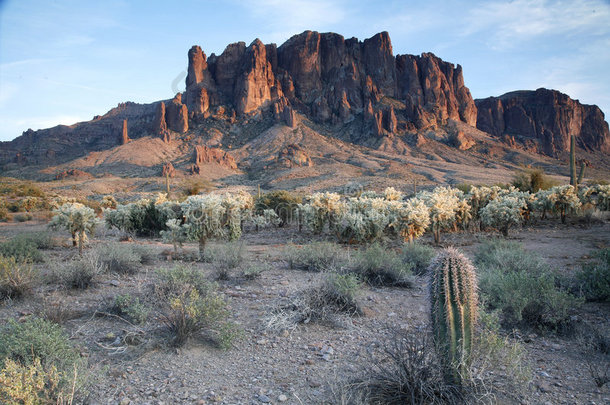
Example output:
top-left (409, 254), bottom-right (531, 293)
top-left (575, 248), bottom-right (610, 302)
top-left (0, 200), bottom-right (8, 222)
top-left (14, 213), bottom-right (33, 222)
top-left (266, 273), bottom-right (363, 330)
top-left (13, 231), bottom-right (57, 250)
top-left (0, 255), bottom-right (37, 300)
top-left (512, 168), bottom-right (557, 193)
top-left (255, 190), bottom-right (302, 227)
top-left (241, 262), bottom-right (266, 280)
top-left (95, 243), bottom-right (142, 274)
top-left (206, 242), bottom-right (245, 271)
top-left (0, 237), bottom-right (43, 263)
top-left (285, 241), bottom-right (348, 272)
top-left (350, 243), bottom-right (413, 287)
top-left (401, 242), bottom-right (436, 276)
top-left (157, 265), bottom-right (238, 348)
top-left (475, 239), bottom-right (581, 329)
top-left (0, 317), bottom-right (86, 403)
top-left (114, 294), bottom-right (149, 324)
top-left (49, 252), bottom-right (103, 289)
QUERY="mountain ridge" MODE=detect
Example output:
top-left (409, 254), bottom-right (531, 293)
top-left (1, 30), bottom-right (608, 189)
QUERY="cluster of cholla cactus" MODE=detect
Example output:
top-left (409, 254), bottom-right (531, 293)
top-left (48, 202), bottom-right (99, 255)
top-left (429, 247), bottom-right (478, 384)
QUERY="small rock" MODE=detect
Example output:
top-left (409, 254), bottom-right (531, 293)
top-left (109, 280), bottom-right (121, 287)
top-left (278, 394), bottom-right (288, 402)
top-left (258, 394), bottom-right (271, 403)
top-left (119, 398), bottom-right (131, 405)
top-left (256, 339), bottom-right (268, 345)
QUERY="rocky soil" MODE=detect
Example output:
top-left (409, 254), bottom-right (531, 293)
top-left (0, 218), bottom-right (608, 405)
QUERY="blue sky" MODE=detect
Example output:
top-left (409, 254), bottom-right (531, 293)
top-left (1, 0), bottom-right (609, 142)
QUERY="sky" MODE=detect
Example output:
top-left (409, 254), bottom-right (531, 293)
top-left (1, 0), bottom-right (609, 142)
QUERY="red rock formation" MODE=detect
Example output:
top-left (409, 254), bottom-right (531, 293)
top-left (55, 169), bottom-right (94, 180)
top-left (184, 31), bottom-right (477, 135)
top-left (450, 131), bottom-right (475, 150)
top-left (165, 94), bottom-right (189, 134)
top-left (119, 119), bottom-right (129, 145)
top-left (396, 53), bottom-right (477, 128)
top-left (161, 162), bottom-right (176, 178)
top-left (476, 89), bottom-right (610, 156)
top-left (153, 102), bottom-right (171, 142)
top-left (192, 145), bottom-right (237, 172)
top-left (277, 144), bottom-right (313, 167)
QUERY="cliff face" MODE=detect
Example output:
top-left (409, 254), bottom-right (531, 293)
top-left (476, 89), bottom-right (610, 156)
top-left (185, 31), bottom-right (477, 133)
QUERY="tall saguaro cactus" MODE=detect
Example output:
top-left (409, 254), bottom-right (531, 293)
top-left (429, 247), bottom-right (478, 383)
top-left (570, 134), bottom-right (577, 187)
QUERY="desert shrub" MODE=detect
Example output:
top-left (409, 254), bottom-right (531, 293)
top-left (0, 200), bottom-right (8, 222)
top-left (266, 273), bottom-right (363, 330)
top-left (0, 317), bottom-right (85, 403)
top-left (0, 236), bottom-right (44, 263)
top-left (574, 248), bottom-right (610, 302)
top-left (95, 243), bottom-right (142, 274)
top-left (114, 294), bottom-right (149, 324)
top-left (156, 264), bottom-right (209, 297)
top-left (401, 242), bottom-right (436, 275)
top-left (157, 265), bottom-right (237, 348)
top-left (183, 179), bottom-right (213, 196)
top-left (350, 243), bottom-right (413, 287)
top-left (13, 231), bottom-right (57, 250)
top-left (469, 309), bottom-right (532, 398)
top-left (255, 190), bottom-right (302, 227)
top-left (0, 255), bottom-right (37, 300)
top-left (49, 251), bottom-right (103, 289)
top-left (206, 241), bottom-right (245, 270)
top-left (284, 241), bottom-right (348, 272)
top-left (241, 262), bottom-right (266, 280)
top-left (512, 168), bottom-right (556, 193)
top-left (475, 239), bottom-right (581, 329)
top-left (131, 244), bottom-right (156, 265)
top-left (14, 213), bottom-right (32, 222)
top-left (351, 329), bottom-right (463, 404)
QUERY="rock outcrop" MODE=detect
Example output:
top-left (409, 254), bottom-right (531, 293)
top-left (119, 119), bottom-right (129, 145)
top-left (191, 145), bottom-right (237, 174)
top-left (55, 169), bottom-right (94, 180)
top-left (184, 31), bottom-right (477, 137)
top-left (476, 89), bottom-right (610, 156)
top-left (161, 162), bottom-right (176, 178)
top-left (165, 94), bottom-right (189, 134)
top-left (277, 144), bottom-right (313, 167)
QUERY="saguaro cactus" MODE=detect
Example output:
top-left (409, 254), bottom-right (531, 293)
top-left (429, 247), bottom-right (478, 383)
top-left (570, 134), bottom-right (577, 187)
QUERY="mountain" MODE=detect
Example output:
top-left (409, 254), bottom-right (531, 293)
top-left (476, 88), bottom-right (610, 157)
top-left (0, 31), bottom-right (608, 191)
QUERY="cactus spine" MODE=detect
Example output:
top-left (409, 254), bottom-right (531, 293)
top-left (429, 247), bottom-right (478, 383)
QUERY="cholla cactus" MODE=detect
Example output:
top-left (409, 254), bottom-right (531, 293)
top-left (543, 185), bottom-right (582, 223)
top-left (101, 195), bottom-right (118, 209)
top-left (48, 203), bottom-right (98, 255)
top-left (391, 199), bottom-right (430, 243)
top-left (418, 187), bottom-right (464, 244)
top-left (181, 194), bottom-right (226, 259)
top-left (429, 247), bottom-right (478, 384)
top-left (480, 195), bottom-right (527, 236)
top-left (334, 207), bottom-right (389, 243)
top-left (383, 187), bottom-right (403, 201)
top-left (161, 218), bottom-right (188, 253)
top-left (302, 192), bottom-right (347, 234)
top-left (579, 184), bottom-right (610, 211)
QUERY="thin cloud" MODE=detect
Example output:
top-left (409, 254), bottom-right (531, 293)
top-left (463, 0), bottom-right (610, 49)
top-left (238, 0), bottom-right (349, 43)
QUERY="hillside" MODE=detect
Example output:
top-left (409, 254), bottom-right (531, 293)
top-left (0, 31), bottom-right (608, 192)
